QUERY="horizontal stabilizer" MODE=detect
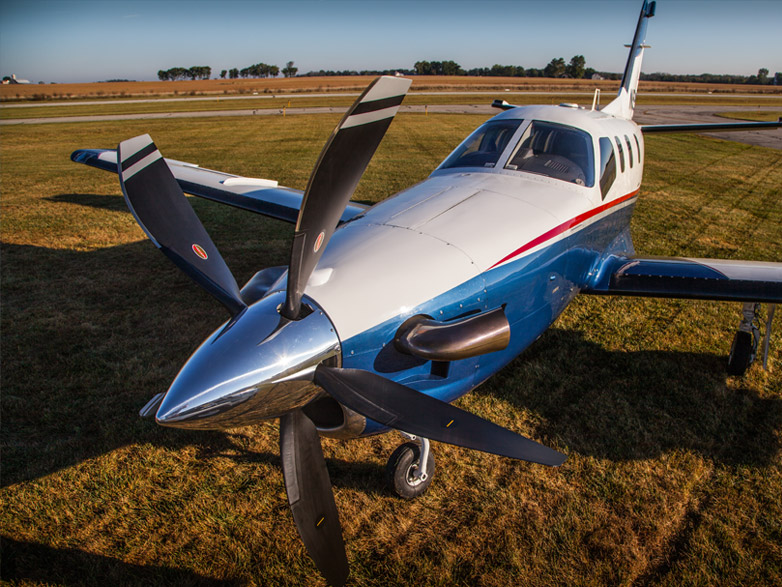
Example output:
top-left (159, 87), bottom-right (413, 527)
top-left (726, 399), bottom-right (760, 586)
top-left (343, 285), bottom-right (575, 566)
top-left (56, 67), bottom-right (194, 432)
top-left (584, 256), bottom-right (782, 303)
top-left (71, 148), bottom-right (368, 225)
top-left (642, 118), bottom-right (782, 133)
top-left (491, 99), bottom-right (516, 111)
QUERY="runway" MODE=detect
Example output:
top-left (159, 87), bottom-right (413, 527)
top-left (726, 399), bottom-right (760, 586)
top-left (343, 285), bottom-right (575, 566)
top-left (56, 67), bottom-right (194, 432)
top-left (2, 103), bottom-right (779, 149)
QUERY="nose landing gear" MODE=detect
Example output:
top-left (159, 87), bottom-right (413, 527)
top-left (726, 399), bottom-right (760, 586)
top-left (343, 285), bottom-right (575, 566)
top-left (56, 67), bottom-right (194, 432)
top-left (386, 434), bottom-right (435, 499)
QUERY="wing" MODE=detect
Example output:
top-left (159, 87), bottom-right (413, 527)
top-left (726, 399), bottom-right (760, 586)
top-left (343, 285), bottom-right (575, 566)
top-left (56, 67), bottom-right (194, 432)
top-left (641, 119), bottom-right (782, 134)
top-left (583, 256), bottom-right (782, 303)
top-left (71, 148), bottom-right (368, 225)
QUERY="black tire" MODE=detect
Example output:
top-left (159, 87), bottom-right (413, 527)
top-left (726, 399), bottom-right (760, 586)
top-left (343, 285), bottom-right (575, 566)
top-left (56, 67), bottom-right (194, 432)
top-left (727, 330), bottom-right (754, 376)
top-left (385, 442), bottom-right (435, 499)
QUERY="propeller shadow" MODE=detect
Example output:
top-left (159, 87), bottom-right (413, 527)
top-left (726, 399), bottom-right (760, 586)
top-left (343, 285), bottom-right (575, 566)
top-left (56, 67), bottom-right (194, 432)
top-left (48, 193), bottom-right (128, 212)
top-left (0, 535), bottom-right (241, 586)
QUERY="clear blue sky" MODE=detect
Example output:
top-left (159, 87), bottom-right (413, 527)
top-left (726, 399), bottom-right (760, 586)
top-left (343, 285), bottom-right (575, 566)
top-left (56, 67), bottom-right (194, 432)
top-left (1, 0), bottom-right (780, 83)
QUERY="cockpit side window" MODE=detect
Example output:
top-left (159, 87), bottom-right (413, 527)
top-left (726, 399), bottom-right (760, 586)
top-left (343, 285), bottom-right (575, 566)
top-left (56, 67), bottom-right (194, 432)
top-left (598, 137), bottom-right (617, 199)
top-left (634, 134), bottom-right (642, 165)
top-left (504, 120), bottom-right (595, 187)
top-left (625, 135), bottom-right (634, 169)
top-left (614, 136), bottom-right (625, 173)
top-left (439, 119), bottom-right (522, 169)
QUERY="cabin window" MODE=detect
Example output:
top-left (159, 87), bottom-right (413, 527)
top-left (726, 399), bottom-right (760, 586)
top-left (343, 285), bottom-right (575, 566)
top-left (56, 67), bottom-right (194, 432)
top-left (634, 134), bottom-right (642, 164)
top-left (504, 120), bottom-right (595, 187)
top-left (615, 136), bottom-right (625, 172)
top-left (598, 137), bottom-right (617, 199)
top-left (625, 135), bottom-right (634, 168)
top-left (439, 119), bottom-right (522, 169)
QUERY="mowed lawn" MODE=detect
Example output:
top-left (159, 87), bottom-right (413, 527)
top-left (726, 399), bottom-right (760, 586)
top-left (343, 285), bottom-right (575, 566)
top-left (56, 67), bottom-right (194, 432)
top-left (1, 112), bottom-right (781, 586)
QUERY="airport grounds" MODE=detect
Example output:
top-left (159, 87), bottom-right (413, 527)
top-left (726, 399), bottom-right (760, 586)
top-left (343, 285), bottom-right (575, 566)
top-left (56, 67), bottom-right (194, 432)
top-left (1, 77), bottom-right (781, 586)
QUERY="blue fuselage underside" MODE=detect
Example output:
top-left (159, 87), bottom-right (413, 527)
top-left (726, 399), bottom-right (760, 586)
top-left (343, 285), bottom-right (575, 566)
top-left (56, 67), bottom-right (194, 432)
top-left (343, 198), bottom-right (638, 436)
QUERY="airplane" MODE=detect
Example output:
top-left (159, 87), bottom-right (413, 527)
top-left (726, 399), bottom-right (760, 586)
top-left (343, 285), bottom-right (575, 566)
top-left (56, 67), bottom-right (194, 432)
top-left (70, 1), bottom-right (782, 585)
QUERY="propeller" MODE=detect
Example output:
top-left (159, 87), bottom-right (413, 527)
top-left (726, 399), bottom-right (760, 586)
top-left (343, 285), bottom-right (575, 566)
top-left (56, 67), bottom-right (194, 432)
top-left (283, 75), bottom-right (412, 320)
top-left (116, 79), bottom-right (411, 586)
top-left (280, 410), bottom-right (349, 587)
top-left (117, 134), bottom-right (246, 317)
top-left (314, 366), bottom-right (567, 467)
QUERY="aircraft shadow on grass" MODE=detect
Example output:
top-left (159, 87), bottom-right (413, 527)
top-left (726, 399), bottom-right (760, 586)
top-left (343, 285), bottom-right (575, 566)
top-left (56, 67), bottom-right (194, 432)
top-left (0, 535), bottom-right (241, 586)
top-left (2, 205), bottom-right (780, 492)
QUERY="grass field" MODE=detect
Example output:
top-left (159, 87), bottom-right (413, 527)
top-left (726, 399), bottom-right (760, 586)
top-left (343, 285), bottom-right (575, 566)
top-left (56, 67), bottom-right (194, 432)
top-left (3, 76), bottom-right (781, 102)
top-left (3, 93), bottom-right (782, 122)
top-left (715, 111), bottom-right (782, 122)
top-left (1, 110), bottom-right (781, 586)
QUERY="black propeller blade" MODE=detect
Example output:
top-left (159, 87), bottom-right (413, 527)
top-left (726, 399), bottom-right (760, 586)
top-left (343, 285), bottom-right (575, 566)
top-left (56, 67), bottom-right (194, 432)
top-left (280, 410), bottom-right (349, 587)
top-left (283, 76), bottom-right (412, 320)
top-left (118, 134), bottom-right (246, 317)
top-left (314, 366), bottom-right (567, 467)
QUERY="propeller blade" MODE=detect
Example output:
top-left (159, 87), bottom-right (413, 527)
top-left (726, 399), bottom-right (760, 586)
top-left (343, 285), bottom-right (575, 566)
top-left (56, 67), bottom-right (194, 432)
top-left (280, 410), bottom-right (349, 587)
top-left (283, 76), bottom-right (412, 319)
top-left (314, 366), bottom-right (567, 467)
top-left (118, 134), bottom-right (246, 317)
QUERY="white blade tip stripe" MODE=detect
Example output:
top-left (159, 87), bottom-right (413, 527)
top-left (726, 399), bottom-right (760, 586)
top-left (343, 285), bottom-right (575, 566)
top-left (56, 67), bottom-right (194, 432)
top-left (340, 105), bottom-right (400, 130)
top-left (122, 150), bottom-right (162, 182)
top-left (119, 134), bottom-right (153, 162)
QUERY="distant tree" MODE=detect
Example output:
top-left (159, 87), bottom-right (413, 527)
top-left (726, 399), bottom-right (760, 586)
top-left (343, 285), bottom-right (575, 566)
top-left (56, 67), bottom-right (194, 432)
top-left (758, 67), bottom-right (769, 84)
top-left (584, 67), bottom-right (597, 79)
top-left (229, 68), bottom-right (239, 79)
top-left (220, 69), bottom-right (227, 79)
top-left (441, 60), bottom-right (464, 76)
top-left (157, 70), bottom-right (169, 81)
top-left (544, 57), bottom-right (566, 78)
top-left (269, 65), bottom-right (279, 77)
top-left (414, 60), bottom-right (431, 75)
top-left (566, 55), bottom-right (586, 79)
top-left (282, 61), bottom-right (298, 77)
top-left (186, 66), bottom-right (211, 80)
top-left (775, 72), bottom-right (781, 86)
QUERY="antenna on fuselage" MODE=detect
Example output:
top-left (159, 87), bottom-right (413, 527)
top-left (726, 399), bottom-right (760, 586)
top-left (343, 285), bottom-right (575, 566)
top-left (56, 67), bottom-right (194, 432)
top-left (602, 0), bottom-right (655, 120)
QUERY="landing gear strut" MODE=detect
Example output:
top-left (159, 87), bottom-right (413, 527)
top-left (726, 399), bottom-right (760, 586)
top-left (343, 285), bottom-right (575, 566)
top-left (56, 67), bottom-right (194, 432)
top-left (386, 434), bottom-right (434, 499)
top-left (727, 303), bottom-right (760, 376)
top-left (727, 302), bottom-right (777, 376)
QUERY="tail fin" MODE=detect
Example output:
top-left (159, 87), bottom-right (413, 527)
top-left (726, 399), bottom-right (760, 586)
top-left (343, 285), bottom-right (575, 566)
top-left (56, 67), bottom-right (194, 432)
top-left (602, 0), bottom-right (656, 120)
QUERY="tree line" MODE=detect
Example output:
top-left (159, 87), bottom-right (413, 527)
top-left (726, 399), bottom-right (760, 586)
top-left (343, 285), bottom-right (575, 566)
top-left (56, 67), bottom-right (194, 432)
top-left (303, 58), bottom-right (779, 86)
top-left (157, 66), bottom-right (212, 81)
top-left (158, 62), bottom-right (298, 81)
top-left (155, 59), bottom-right (778, 86)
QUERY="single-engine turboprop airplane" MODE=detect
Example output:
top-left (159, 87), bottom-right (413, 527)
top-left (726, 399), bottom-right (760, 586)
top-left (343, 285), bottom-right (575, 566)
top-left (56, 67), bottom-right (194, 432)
top-left (71, 2), bottom-right (781, 585)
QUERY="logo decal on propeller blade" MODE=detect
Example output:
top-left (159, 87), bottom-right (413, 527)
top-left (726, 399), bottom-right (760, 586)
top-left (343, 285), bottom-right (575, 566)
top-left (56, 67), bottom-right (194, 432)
top-left (192, 244), bottom-right (208, 260)
top-left (313, 231), bottom-right (325, 253)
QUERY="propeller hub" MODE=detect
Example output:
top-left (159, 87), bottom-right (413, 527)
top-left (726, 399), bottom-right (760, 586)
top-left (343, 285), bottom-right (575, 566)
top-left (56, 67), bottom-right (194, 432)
top-left (156, 291), bottom-right (340, 429)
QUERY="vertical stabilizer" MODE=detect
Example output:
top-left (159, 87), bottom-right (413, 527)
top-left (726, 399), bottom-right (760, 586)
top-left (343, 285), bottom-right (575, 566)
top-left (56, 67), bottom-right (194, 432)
top-left (602, 0), bottom-right (656, 119)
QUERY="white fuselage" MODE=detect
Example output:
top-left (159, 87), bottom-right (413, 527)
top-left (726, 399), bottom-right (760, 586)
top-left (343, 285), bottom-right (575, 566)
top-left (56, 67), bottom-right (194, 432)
top-left (289, 105), bottom-right (644, 345)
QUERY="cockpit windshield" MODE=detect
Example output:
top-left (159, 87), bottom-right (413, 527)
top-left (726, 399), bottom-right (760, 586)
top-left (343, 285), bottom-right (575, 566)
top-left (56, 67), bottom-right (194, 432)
top-left (439, 119), bottom-right (522, 169)
top-left (505, 121), bottom-right (595, 187)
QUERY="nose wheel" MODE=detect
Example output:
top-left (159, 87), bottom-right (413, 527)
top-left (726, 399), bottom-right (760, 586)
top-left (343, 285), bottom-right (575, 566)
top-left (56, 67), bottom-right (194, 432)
top-left (386, 435), bottom-right (435, 499)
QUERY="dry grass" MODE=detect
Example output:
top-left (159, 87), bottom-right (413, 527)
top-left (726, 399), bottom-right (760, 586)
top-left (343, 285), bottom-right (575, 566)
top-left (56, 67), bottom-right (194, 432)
top-left (715, 111), bottom-right (782, 122)
top-left (1, 109), bottom-right (781, 586)
top-left (3, 94), bottom-right (781, 123)
top-left (2, 76), bottom-right (780, 102)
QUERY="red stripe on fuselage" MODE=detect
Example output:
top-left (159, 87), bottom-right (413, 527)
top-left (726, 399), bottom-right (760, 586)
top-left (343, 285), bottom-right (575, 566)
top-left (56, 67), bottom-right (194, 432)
top-left (487, 189), bottom-right (640, 270)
